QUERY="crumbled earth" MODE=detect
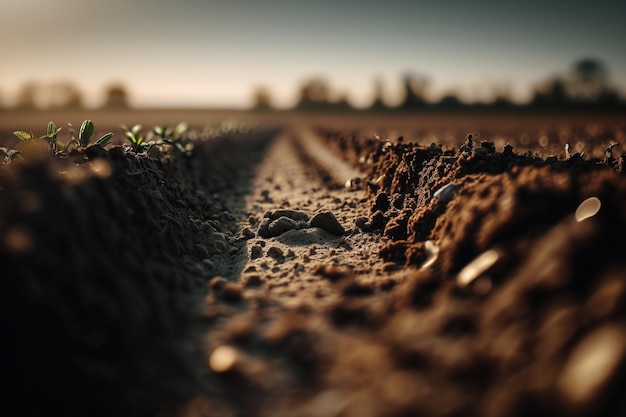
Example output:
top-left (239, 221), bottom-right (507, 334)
top-left (2, 117), bottom-right (626, 417)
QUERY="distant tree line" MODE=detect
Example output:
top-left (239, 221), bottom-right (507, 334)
top-left (1, 58), bottom-right (622, 112)
top-left (0, 81), bottom-right (129, 110)
top-left (253, 58), bottom-right (626, 112)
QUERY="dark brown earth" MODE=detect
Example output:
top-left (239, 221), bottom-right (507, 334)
top-left (1, 112), bottom-right (626, 417)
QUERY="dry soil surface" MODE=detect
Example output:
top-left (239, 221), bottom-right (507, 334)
top-left (2, 116), bottom-right (626, 417)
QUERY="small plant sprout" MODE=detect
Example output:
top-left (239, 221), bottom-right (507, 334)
top-left (14, 122), bottom-right (62, 153)
top-left (0, 147), bottom-right (21, 164)
top-left (153, 122), bottom-right (192, 155)
top-left (121, 124), bottom-right (155, 153)
top-left (65, 120), bottom-right (114, 150)
top-left (13, 130), bottom-right (35, 141)
top-left (78, 120), bottom-right (95, 147)
top-left (43, 121), bottom-right (64, 153)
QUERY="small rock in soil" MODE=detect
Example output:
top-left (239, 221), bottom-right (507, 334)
top-left (309, 210), bottom-right (345, 235)
top-left (372, 191), bottom-right (390, 212)
top-left (250, 244), bottom-right (263, 259)
top-left (267, 246), bottom-right (284, 258)
top-left (433, 183), bottom-right (460, 203)
top-left (265, 209), bottom-right (310, 222)
top-left (314, 264), bottom-right (352, 281)
top-left (267, 216), bottom-right (308, 237)
top-left (240, 274), bottom-right (264, 288)
top-left (257, 218), bottom-right (271, 238)
top-left (241, 227), bottom-right (255, 239)
top-left (220, 283), bottom-right (243, 302)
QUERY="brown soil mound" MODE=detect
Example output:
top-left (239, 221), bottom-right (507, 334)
top-left (2, 121), bottom-right (626, 417)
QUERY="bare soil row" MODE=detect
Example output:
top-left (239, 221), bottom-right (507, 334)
top-left (2, 118), bottom-right (626, 417)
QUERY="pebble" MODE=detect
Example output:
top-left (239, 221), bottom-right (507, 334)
top-left (457, 249), bottom-right (499, 287)
top-left (268, 216), bottom-right (301, 237)
top-left (557, 323), bottom-right (626, 408)
top-left (373, 192), bottom-right (390, 212)
top-left (265, 209), bottom-right (310, 222)
top-left (433, 183), bottom-right (460, 203)
top-left (309, 210), bottom-right (345, 235)
top-left (575, 197), bottom-right (601, 222)
top-left (267, 246), bottom-right (284, 258)
top-left (241, 274), bottom-right (264, 288)
top-left (221, 283), bottom-right (243, 302)
top-left (257, 218), bottom-right (271, 238)
top-left (241, 227), bottom-right (255, 239)
top-left (209, 345), bottom-right (237, 373)
top-left (355, 216), bottom-right (369, 231)
top-left (250, 244), bottom-right (263, 259)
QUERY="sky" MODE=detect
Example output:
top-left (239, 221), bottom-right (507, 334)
top-left (1, 0), bottom-right (625, 109)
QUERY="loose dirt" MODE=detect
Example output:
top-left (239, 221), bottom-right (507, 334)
top-left (2, 114), bottom-right (626, 417)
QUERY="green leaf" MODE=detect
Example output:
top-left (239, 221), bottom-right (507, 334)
top-left (174, 122), bottom-right (188, 137)
top-left (13, 130), bottom-right (34, 141)
top-left (95, 132), bottom-right (113, 146)
top-left (131, 124), bottom-right (142, 136)
top-left (47, 121), bottom-right (57, 138)
top-left (79, 120), bottom-right (95, 147)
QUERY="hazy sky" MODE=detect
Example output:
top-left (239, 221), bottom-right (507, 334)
top-left (2, 0), bottom-right (625, 108)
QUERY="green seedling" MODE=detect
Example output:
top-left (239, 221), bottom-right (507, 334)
top-left (153, 122), bottom-right (192, 155)
top-left (43, 121), bottom-right (63, 153)
top-left (121, 124), bottom-right (155, 153)
top-left (65, 120), bottom-right (114, 150)
top-left (13, 130), bottom-right (35, 141)
top-left (0, 147), bottom-right (21, 164)
top-left (14, 122), bottom-right (62, 153)
top-left (78, 120), bottom-right (94, 147)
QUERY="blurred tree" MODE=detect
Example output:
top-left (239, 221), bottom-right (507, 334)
top-left (369, 77), bottom-right (388, 111)
top-left (568, 58), bottom-right (610, 102)
top-left (15, 81), bottom-right (40, 109)
top-left (490, 82), bottom-right (514, 108)
top-left (332, 93), bottom-right (353, 111)
top-left (437, 92), bottom-right (463, 109)
top-left (399, 73), bottom-right (428, 110)
top-left (531, 76), bottom-right (569, 107)
top-left (103, 84), bottom-right (129, 109)
top-left (296, 77), bottom-right (331, 110)
top-left (251, 86), bottom-right (273, 110)
top-left (50, 81), bottom-right (83, 109)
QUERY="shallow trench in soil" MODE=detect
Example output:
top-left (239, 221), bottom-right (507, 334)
top-left (2, 123), bottom-right (626, 417)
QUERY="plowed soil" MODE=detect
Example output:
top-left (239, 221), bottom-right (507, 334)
top-left (2, 112), bottom-right (626, 417)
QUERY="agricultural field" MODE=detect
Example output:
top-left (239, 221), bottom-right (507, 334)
top-left (1, 109), bottom-right (626, 417)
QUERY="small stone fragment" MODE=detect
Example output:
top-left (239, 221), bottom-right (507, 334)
top-left (241, 274), bottom-right (264, 288)
top-left (241, 227), bottom-right (255, 239)
top-left (373, 192), bottom-right (390, 213)
top-left (355, 216), bottom-right (369, 231)
top-left (209, 346), bottom-right (237, 373)
top-left (257, 217), bottom-right (271, 238)
top-left (557, 323), bottom-right (626, 408)
top-left (457, 249), bottom-right (499, 287)
top-left (250, 244), bottom-right (263, 259)
top-left (208, 276), bottom-right (227, 291)
top-left (368, 210), bottom-right (387, 231)
top-left (221, 283), bottom-right (243, 302)
top-left (266, 209), bottom-right (310, 222)
top-left (432, 183), bottom-right (460, 203)
top-left (314, 264), bottom-right (351, 281)
top-left (267, 246), bottom-right (284, 258)
top-left (575, 197), bottom-right (601, 222)
top-left (268, 216), bottom-right (300, 237)
top-left (309, 210), bottom-right (345, 235)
